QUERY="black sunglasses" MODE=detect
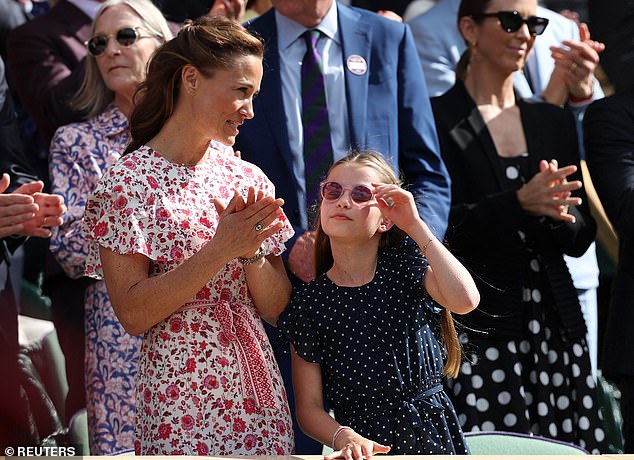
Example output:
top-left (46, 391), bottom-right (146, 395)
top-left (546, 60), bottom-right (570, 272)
top-left (320, 182), bottom-right (374, 203)
top-left (472, 10), bottom-right (549, 36)
top-left (85, 27), bottom-right (150, 57)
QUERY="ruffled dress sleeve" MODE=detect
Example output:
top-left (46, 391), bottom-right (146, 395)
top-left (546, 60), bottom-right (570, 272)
top-left (380, 239), bottom-right (442, 321)
top-left (82, 155), bottom-right (163, 278)
top-left (49, 106), bottom-right (128, 279)
top-left (277, 283), bottom-right (322, 363)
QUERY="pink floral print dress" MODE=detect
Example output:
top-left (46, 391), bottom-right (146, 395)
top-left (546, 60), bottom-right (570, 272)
top-left (83, 144), bottom-right (295, 455)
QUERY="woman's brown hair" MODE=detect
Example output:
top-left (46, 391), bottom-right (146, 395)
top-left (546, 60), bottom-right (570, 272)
top-left (125, 15), bottom-right (264, 154)
top-left (313, 151), bottom-right (462, 378)
top-left (455, 0), bottom-right (493, 81)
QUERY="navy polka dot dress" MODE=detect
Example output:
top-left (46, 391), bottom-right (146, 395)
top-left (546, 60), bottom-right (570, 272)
top-left (279, 242), bottom-right (468, 454)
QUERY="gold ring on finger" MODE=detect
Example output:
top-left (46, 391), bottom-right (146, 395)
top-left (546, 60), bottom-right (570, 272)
top-left (570, 62), bottom-right (577, 72)
top-left (254, 222), bottom-right (264, 232)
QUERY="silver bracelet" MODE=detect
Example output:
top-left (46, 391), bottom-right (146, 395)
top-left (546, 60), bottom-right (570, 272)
top-left (422, 237), bottom-right (435, 258)
top-left (238, 246), bottom-right (266, 265)
top-left (332, 425), bottom-right (352, 449)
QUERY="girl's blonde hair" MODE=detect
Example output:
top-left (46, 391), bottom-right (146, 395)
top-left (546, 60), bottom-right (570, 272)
top-left (314, 151), bottom-right (462, 377)
top-left (71, 0), bottom-right (173, 118)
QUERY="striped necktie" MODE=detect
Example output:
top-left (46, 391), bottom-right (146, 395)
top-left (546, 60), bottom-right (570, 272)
top-left (302, 29), bottom-right (334, 211)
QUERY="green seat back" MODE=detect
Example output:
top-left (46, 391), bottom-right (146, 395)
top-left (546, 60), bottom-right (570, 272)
top-left (465, 431), bottom-right (588, 455)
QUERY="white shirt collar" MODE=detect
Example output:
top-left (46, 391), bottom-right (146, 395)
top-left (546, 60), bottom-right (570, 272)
top-left (275, 1), bottom-right (339, 51)
top-left (66, 0), bottom-right (103, 20)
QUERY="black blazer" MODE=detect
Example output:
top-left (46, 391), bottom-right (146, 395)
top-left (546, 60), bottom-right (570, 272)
top-left (431, 81), bottom-right (595, 340)
top-left (584, 91), bottom-right (634, 377)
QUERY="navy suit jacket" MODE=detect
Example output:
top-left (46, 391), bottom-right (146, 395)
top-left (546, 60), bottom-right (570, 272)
top-left (236, 4), bottom-right (451, 246)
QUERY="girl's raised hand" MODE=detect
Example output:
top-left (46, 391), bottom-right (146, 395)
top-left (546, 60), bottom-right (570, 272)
top-left (372, 183), bottom-right (420, 233)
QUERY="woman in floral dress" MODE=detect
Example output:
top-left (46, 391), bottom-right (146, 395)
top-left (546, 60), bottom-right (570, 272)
top-left (83, 16), bottom-right (294, 455)
top-left (49, 0), bottom-right (172, 454)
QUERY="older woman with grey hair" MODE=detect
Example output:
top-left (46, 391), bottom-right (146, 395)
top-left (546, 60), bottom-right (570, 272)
top-left (48, 0), bottom-right (172, 454)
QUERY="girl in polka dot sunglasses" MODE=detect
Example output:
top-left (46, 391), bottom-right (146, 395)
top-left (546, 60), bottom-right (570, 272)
top-left (278, 151), bottom-right (479, 458)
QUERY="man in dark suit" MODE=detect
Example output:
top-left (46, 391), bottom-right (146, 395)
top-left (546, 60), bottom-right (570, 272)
top-left (1, 54), bottom-right (36, 446)
top-left (1, 56), bottom-right (65, 449)
top-left (6, 0), bottom-right (94, 146)
top-left (585, 91), bottom-right (634, 453)
top-left (235, 0), bottom-right (450, 452)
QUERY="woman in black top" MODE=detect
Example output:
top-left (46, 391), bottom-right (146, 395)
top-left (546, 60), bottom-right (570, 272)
top-left (430, 0), bottom-right (607, 453)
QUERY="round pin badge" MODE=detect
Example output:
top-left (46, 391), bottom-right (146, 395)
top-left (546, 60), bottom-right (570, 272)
top-left (346, 54), bottom-right (367, 75)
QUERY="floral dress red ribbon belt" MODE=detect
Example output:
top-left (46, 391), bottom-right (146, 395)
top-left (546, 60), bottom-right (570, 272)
top-left (178, 299), bottom-right (278, 409)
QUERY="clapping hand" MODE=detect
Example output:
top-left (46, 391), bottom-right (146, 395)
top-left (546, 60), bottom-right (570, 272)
top-left (287, 230), bottom-right (316, 282)
top-left (517, 159), bottom-right (582, 223)
top-left (377, 10), bottom-right (402, 22)
top-left (550, 22), bottom-right (604, 101)
top-left (213, 186), bottom-right (285, 261)
top-left (0, 173), bottom-right (66, 238)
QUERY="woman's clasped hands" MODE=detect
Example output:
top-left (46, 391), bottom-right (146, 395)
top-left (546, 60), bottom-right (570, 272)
top-left (517, 159), bottom-right (582, 223)
top-left (213, 186), bottom-right (285, 262)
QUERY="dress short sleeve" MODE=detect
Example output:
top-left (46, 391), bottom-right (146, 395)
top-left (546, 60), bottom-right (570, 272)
top-left (382, 239), bottom-right (431, 289)
top-left (278, 286), bottom-right (322, 363)
top-left (381, 240), bottom-right (442, 318)
top-left (83, 158), bottom-right (161, 278)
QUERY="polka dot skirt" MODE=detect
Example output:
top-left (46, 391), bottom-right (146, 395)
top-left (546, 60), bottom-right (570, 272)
top-left (445, 155), bottom-right (609, 454)
top-left (279, 242), bottom-right (468, 454)
top-left (446, 304), bottom-right (608, 453)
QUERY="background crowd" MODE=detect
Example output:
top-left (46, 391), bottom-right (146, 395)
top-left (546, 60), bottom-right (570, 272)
top-left (0, 0), bottom-right (633, 456)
